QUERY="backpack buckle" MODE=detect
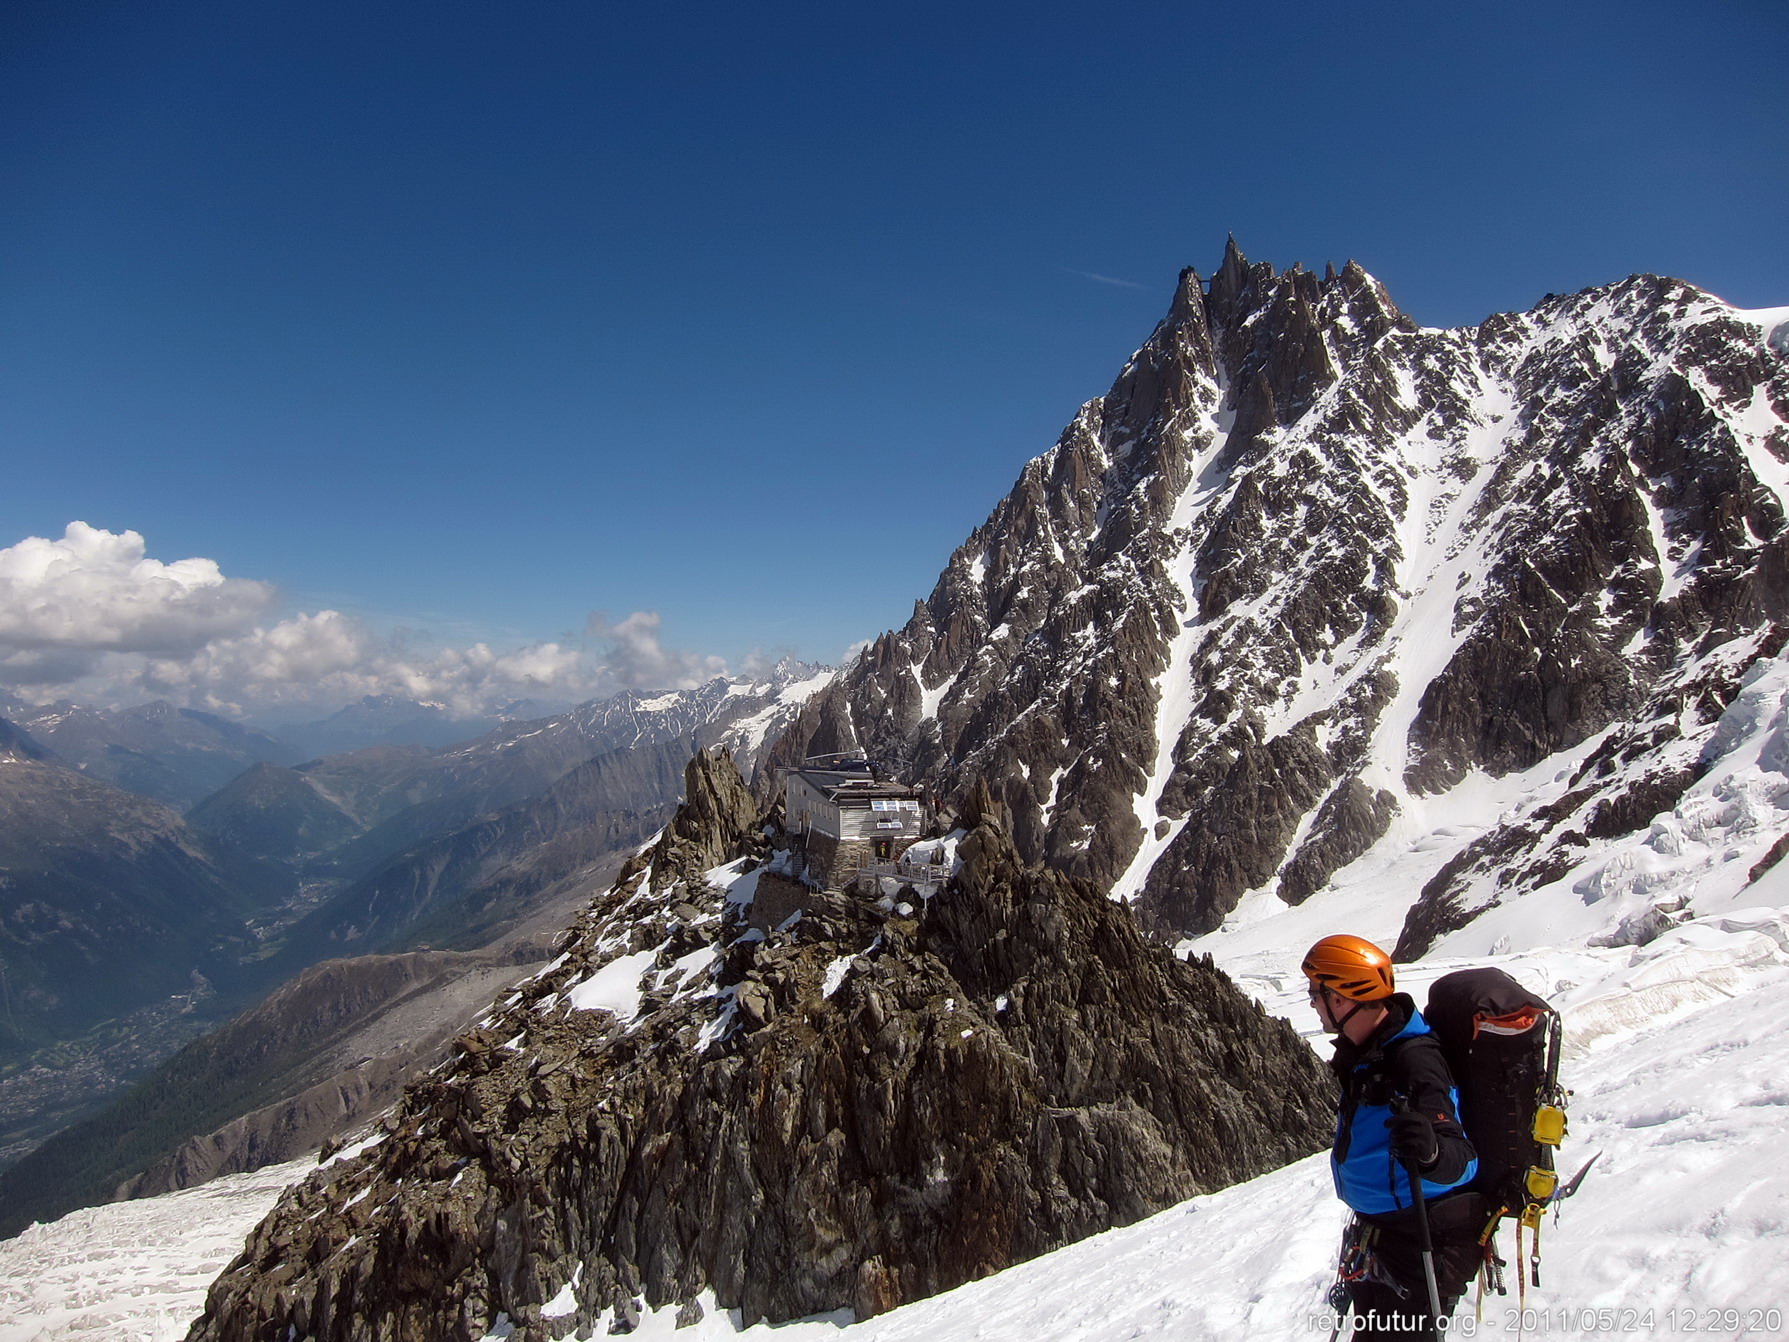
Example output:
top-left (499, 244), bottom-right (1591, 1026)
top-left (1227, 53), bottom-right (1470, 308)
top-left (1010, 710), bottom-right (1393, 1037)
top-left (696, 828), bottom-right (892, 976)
top-left (1532, 1104), bottom-right (1566, 1146)
top-left (1525, 1166), bottom-right (1559, 1202)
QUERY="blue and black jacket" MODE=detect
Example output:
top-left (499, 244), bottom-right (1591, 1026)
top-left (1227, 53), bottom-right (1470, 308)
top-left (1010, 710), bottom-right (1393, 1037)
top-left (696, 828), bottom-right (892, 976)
top-left (1329, 993), bottom-right (1478, 1217)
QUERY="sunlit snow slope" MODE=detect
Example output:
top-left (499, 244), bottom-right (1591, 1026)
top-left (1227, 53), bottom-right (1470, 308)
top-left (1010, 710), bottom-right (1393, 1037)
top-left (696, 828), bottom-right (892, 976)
top-left (0, 1158), bottom-right (310, 1342)
top-left (520, 908), bottom-right (1789, 1342)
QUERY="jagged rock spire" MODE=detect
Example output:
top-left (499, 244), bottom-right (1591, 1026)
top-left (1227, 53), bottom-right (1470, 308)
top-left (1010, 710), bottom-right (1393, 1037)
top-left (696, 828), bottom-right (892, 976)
top-left (761, 246), bottom-right (1789, 947)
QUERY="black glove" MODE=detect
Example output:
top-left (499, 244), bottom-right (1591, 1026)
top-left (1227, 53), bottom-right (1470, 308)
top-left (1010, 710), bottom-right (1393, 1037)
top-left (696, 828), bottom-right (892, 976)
top-left (1387, 1109), bottom-right (1440, 1170)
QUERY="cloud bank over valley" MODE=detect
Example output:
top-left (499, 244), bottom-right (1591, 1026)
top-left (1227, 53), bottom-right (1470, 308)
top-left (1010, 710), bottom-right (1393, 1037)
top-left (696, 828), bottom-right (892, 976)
top-left (0, 524), bottom-right (741, 722)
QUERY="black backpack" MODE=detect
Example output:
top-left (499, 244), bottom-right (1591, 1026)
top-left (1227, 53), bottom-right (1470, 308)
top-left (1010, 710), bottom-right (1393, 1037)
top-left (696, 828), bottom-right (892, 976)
top-left (1425, 968), bottom-right (1575, 1292)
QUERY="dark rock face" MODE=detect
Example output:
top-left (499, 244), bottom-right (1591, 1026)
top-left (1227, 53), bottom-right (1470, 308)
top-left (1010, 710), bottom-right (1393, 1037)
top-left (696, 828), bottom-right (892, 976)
top-left (189, 757), bottom-right (1333, 1341)
top-left (1277, 779), bottom-right (1400, 907)
top-left (765, 246), bottom-right (1789, 943)
top-left (645, 745), bottom-right (763, 890)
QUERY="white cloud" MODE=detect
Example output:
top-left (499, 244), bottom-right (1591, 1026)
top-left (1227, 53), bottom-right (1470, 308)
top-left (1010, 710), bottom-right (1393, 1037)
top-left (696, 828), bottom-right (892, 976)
top-left (585, 611), bottom-right (729, 691)
top-left (0, 524), bottom-right (735, 720)
top-left (135, 614), bottom-right (600, 719)
top-left (0, 522), bottom-right (276, 682)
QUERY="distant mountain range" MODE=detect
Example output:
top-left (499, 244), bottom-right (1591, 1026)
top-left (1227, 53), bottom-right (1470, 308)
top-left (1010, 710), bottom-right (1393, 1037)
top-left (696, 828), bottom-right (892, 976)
top-left (0, 660), bottom-right (831, 1222)
top-left (232, 675), bottom-right (826, 970)
top-left (11, 701), bottom-right (300, 810)
top-left (265, 695), bottom-right (523, 759)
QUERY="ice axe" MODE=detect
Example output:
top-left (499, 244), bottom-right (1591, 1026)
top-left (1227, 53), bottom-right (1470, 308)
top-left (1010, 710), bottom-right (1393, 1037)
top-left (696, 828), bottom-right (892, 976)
top-left (1553, 1150), bottom-right (1601, 1205)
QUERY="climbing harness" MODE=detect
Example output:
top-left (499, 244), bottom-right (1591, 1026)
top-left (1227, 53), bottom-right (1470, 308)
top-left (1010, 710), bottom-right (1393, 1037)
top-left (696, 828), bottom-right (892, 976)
top-left (1327, 1216), bottom-right (1408, 1339)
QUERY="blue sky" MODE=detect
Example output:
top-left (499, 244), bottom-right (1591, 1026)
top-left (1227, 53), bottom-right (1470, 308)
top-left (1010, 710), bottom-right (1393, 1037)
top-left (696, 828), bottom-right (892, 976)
top-left (1, 0), bottom-right (1785, 715)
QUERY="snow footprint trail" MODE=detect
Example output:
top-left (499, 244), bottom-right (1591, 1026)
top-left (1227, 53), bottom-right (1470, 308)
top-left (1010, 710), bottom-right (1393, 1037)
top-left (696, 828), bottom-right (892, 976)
top-left (1540, 919), bottom-right (1789, 1336)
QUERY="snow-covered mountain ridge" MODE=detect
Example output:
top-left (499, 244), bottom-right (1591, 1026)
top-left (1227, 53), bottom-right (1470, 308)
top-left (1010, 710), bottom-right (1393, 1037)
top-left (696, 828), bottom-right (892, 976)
top-left (433, 660), bottom-right (833, 775)
top-left (769, 244), bottom-right (1789, 956)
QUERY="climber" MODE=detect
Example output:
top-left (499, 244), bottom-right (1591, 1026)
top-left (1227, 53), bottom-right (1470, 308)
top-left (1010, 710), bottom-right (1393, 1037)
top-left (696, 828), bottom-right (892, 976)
top-left (1303, 934), bottom-right (1483, 1339)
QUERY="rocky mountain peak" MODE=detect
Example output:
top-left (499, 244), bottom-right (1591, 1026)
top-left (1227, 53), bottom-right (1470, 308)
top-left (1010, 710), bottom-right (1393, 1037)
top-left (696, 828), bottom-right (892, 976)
top-left (189, 749), bottom-right (1332, 1340)
top-left (763, 243), bottom-right (1789, 949)
top-left (643, 745), bottom-right (762, 890)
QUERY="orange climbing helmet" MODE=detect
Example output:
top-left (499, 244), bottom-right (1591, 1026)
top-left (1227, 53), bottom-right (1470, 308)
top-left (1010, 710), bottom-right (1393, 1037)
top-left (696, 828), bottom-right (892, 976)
top-left (1301, 934), bottom-right (1396, 1002)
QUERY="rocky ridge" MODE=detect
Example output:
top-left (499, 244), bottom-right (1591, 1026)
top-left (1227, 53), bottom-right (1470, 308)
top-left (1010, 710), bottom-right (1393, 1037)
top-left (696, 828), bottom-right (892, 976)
top-left (115, 943), bottom-right (552, 1203)
top-left (188, 747), bottom-right (1332, 1340)
top-left (766, 244), bottom-right (1789, 946)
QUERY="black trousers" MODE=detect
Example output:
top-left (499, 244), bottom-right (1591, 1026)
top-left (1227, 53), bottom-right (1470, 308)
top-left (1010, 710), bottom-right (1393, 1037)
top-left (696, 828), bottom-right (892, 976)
top-left (1339, 1193), bottom-right (1487, 1339)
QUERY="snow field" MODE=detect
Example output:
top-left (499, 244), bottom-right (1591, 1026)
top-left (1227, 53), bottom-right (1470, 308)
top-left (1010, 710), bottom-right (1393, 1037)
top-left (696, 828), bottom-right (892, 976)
top-left (564, 947), bottom-right (660, 1019)
top-left (0, 1157), bottom-right (314, 1342)
top-left (1109, 389), bottom-right (1239, 904)
top-left (1423, 654), bottom-right (1789, 962)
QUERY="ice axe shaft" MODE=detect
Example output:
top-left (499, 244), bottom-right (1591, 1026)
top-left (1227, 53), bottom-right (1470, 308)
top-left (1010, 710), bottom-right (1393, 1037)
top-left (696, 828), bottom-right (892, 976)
top-left (1393, 1095), bottom-right (1446, 1338)
top-left (1408, 1183), bottom-right (1443, 1336)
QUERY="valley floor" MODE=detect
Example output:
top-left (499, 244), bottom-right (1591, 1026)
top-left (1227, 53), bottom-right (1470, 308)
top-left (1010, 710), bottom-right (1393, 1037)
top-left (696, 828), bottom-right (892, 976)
top-left (5, 905), bottom-right (1786, 1341)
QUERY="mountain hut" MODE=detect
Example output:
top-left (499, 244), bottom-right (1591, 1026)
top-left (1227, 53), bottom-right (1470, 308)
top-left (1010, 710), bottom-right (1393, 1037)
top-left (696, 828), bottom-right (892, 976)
top-left (781, 753), bottom-right (927, 890)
